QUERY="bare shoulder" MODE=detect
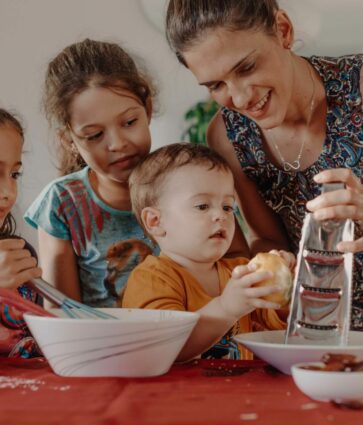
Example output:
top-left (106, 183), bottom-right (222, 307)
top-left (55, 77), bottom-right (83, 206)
top-left (206, 109), bottom-right (245, 173)
top-left (206, 110), bottom-right (229, 153)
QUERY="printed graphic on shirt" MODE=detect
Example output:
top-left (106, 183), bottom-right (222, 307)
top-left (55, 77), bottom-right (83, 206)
top-left (57, 179), bottom-right (111, 255)
top-left (25, 169), bottom-right (159, 307)
top-left (104, 238), bottom-right (153, 302)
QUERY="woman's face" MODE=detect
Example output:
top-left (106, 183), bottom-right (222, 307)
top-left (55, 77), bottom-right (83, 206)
top-left (183, 23), bottom-right (294, 130)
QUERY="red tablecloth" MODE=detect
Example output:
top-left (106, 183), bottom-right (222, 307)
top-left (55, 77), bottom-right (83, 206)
top-left (0, 357), bottom-right (361, 425)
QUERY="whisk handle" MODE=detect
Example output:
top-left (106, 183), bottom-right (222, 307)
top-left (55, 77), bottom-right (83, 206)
top-left (29, 277), bottom-right (67, 306)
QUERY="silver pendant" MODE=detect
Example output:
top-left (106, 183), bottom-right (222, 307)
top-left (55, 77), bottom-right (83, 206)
top-left (283, 160), bottom-right (300, 172)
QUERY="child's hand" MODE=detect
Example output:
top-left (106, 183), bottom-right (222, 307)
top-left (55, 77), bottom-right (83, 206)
top-left (268, 249), bottom-right (296, 272)
top-left (0, 239), bottom-right (42, 289)
top-left (217, 263), bottom-right (282, 320)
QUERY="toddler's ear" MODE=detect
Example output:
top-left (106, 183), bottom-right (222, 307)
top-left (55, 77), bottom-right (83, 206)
top-left (141, 207), bottom-right (165, 237)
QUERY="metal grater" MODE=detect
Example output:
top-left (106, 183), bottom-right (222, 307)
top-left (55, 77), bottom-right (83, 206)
top-left (285, 183), bottom-right (355, 345)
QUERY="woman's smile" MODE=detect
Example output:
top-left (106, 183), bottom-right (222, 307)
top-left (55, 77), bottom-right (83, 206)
top-left (248, 90), bottom-right (271, 114)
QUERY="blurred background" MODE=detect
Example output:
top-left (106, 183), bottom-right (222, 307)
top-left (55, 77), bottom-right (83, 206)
top-left (0, 0), bottom-right (362, 247)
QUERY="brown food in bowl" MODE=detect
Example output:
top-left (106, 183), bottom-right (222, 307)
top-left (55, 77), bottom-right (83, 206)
top-left (301, 353), bottom-right (363, 372)
top-left (249, 253), bottom-right (293, 306)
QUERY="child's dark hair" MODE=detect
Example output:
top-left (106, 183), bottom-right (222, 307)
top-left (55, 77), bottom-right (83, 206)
top-left (129, 142), bottom-right (232, 228)
top-left (166, 0), bottom-right (279, 66)
top-left (43, 38), bottom-right (156, 176)
top-left (0, 108), bottom-right (24, 236)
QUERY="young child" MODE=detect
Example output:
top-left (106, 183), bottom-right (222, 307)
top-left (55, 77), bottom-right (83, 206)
top-left (122, 143), bottom-right (294, 361)
top-left (24, 39), bottom-right (159, 308)
top-left (0, 108), bottom-right (44, 357)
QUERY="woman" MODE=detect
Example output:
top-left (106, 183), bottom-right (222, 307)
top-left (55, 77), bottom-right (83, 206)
top-left (165, 0), bottom-right (363, 329)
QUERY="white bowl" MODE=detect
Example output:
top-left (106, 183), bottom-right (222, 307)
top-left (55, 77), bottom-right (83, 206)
top-left (24, 308), bottom-right (199, 377)
top-left (292, 362), bottom-right (363, 402)
top-left (234, 330), bottom-right (363, 375)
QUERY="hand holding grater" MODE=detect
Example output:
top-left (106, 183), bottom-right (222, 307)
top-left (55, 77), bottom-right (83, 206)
top-left (285, 183), bottom-right (355, 346)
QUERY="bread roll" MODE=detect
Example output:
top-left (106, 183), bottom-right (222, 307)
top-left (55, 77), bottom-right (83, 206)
top-left (249, 253), bottom-right (293, 306)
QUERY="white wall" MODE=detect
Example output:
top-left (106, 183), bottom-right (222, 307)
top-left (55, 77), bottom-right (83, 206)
top-left (279, 0), bottom-right (363, 56)
top-left (0, 0), bottom-right (362, 248)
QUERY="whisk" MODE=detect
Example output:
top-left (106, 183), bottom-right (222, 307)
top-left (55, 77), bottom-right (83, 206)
top-left (29, 277), bottom-right (117, 320)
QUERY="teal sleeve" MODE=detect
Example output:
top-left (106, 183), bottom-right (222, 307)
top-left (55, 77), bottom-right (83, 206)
top-left (24, 181), bottom-right (70, 240)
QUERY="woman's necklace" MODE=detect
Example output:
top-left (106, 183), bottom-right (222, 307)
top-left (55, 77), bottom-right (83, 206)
top-left (267, 62), bottom-right (316, 172)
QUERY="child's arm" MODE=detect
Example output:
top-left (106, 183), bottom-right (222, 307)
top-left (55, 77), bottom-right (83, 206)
top-left (225, 219), bottom-right (251, 258)
top-left (0, 239), bottom-right (42, 288)
top-left (38, 228), bottom-right (81, 301)
top-left (176, 263), bottom-right (280, 362)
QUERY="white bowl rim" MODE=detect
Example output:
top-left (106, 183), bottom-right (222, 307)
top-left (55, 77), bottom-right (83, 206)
top-left (235, 330), bottom-right (363, 349)
top-left (24, 308), bottom-right (200, 323)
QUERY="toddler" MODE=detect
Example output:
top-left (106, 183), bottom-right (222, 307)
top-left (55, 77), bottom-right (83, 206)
top-left (123, 143), bottom-right (293, 360)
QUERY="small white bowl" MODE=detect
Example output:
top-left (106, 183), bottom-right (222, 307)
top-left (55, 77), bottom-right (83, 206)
top-left (24, 308), bottom-right (199, 377)
top-left (291, 362), bottom-right (363, 402)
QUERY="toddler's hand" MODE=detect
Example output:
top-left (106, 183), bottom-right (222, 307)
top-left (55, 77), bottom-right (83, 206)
top-left (0, 239), bottom-right (42, 289)
top-left (218, 263), bottom-right (281, 320)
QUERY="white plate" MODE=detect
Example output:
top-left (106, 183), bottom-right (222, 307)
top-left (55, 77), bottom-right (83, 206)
top-left (235, 330), bottom-right (363, 374)
top-left (292, 362), bottom-right (363, 402)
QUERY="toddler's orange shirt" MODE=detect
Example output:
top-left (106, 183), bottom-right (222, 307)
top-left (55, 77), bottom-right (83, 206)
top-left (122, 253), bottom-right (286, 359)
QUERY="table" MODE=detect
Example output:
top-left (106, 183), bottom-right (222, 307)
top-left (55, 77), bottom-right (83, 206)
top-left (0, 358), bottom-right (361, 425)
